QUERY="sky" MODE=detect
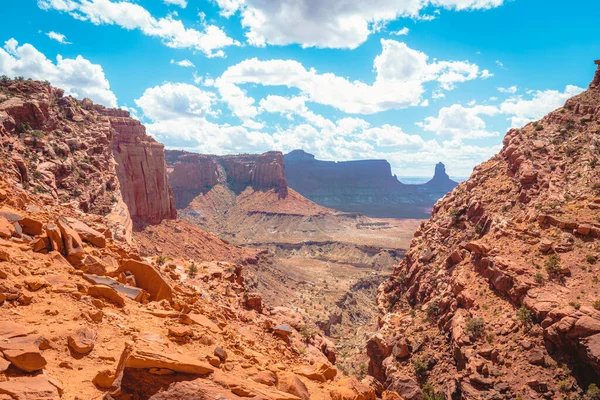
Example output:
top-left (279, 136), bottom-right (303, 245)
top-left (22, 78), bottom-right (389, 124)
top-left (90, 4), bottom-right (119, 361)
top-left (1, 0), bottom-right (599, 177)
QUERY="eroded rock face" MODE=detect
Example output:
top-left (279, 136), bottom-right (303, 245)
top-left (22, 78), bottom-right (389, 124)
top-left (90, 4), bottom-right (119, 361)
top-left (370, 62), bottom-right (600, 398)
top-left (110, 116), bottom-right (177, 225)
top-left (166, 150), bottom-right (288, 208)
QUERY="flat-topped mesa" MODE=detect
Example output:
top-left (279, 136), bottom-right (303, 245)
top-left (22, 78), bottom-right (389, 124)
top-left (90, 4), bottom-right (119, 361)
top-left (110, 116), bottom-right (177, 225)
top-left (221, 151), bottom-right (288, 197)
top-left (591, 60), bottom-right (600, 88)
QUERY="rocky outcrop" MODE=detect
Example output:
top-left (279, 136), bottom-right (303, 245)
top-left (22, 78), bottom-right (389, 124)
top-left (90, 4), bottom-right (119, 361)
top-left (284, 150), bottom-right (458, 218)
top-left (370, 61), bottom-right (600, 399)
top-left (109, 115), bottom-right (176, 225)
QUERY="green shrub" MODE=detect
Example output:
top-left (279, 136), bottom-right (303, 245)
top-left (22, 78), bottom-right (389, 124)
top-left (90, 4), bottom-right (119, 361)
top-left (413, 358), bottom-right (428, 379)
top-left (465, 317), bottom-right (485, 339)
top-left (586, 384), bottom-right (600, 400)
top-left (587, 254), bottom-right (598, 264)
top-left (517, 307), bottom-right (532, 325)
top-left (534, 272), bottom-right (544, 284)
top-left (155, 255), bottom-right (166, 266)
top-left (422, 384), bottom-right (444, 400)
top-left (569, 301), bottom-right (581, 310)
top-left (426, 299), bottom-right (440, 317)
top-left (545, 254), bottom-right (562, 278)
top-left (594, 300), bottom-right (600, 311)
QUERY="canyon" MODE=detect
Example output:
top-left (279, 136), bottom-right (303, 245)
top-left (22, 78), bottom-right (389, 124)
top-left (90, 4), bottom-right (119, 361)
top-left (284, 150), bottom-right (458, 219)
top-left (1, 59), bottom-right (600, 400)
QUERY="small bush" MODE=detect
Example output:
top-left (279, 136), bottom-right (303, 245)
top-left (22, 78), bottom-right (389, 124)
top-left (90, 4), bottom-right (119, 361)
top-left (187, 262), bottom-right (198, 278)
top-left (534, 272), bottom-right (544, 284)
top-left (426, 299), bottom-right (440, 317)
top-left (586, 384), bottom-right (600, 400)
top-left (593, 300), bottom-right (600, 311)
top-left (155, 255), bottom-right (166, 266)
top-left (475, 223), bottom-right (483, 234)
top-left (517, 307), bottom-right (532, 325)
top-left (0, 75), bottom-right (9, 83)
top-left (413, 358), bottom-right (428, 379)
top-left (587, 254), bottom-right (598, 264)
top-left (465, 317), bottom-right (485, 339)
top-left (569, 301), bottom-right (581, 310)
top-left (545, 254), bottom-right (562, 278)
top-left (422, 384), bottom-right (444, 400)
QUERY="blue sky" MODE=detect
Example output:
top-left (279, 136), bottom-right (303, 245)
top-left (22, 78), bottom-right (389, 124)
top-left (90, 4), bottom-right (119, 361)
top-left (1, 0), bottom-right (599, 177)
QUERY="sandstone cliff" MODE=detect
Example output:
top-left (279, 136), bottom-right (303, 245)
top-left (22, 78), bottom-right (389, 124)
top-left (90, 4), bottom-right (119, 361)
top-left (368, 61), bottom-right (600, 399)
top-left (0, 79), bottom-right (175, 234)
top-left (284, 150), bottom-right (458, 219)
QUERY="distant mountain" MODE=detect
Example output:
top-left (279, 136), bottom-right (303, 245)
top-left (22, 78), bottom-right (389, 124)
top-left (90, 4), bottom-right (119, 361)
top-left (284, 150), bottom-right (458, 219)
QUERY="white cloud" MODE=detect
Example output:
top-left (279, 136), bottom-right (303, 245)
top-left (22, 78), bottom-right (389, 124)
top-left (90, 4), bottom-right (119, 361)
top-left (417, 103), bottom-right (500, 139)
top-left (170, 59), bottom-right (194, 67)
top-left (214, 0), bottom-right (505, 49)
top-left (495, 60), bottom-right (505, 69)
top-left (0, 38), bottom-right (117, 107)
top-left (46, 31), bottom-right (71, 44)
top-left (135, 82), bottom-right (216, 120)
top-left (163, 0), bottom-right (187, 8)
top-left (390, 27), bottom-right (409, 36)
top-left (497, 85), bottom-right (517, 93)
top-left (214, 39), bottom-right (489, 120)
top-left (499, 85), bottom-right (584, 127)
top-left (38, 0), bottom-right (239, 57)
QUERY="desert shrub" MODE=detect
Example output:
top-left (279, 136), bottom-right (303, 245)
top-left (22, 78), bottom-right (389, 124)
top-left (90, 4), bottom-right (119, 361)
top-left (413, 358), bottom-right (428, 379)
top-left (517, 307), bottom-right (532, 325)
top-left (465, 317), bottom-right (485, 339)
top-left (534, 272), bottom-right (544, 284)
top-left (187, 262), bottom-right (198, 278)
top-left (586, 384), bottom-right (600, 400)
top-left (545, 254), bottom-right (562, 278)
top-left (0, 75), bottom-right (9, 83)
top-left (422, 384), bottom-right (444, 400)
top-left (155, 255), bottom-right (166, 266)
top-left (475, 223), bottom-right (484, 234)
top-left (569, 301), bottom-right (581, 310)
top-left (558, 379), bottom-right (571, 393)
top-left (594, 300), bottom-right (600, 311)
top-left (587, 254), bottom-right (598, 264)
top-left (426, 299), bottom-right (440, 317)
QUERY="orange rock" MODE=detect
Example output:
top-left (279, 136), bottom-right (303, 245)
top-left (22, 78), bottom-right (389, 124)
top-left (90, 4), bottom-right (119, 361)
top-left (45, 223), bottom-right (63, 253)
top-left (2, 346), bottom-right (47, 372)
top-left (0, 217), bottom-right (15, 239)
top-left (19, 216), bottom-right (43, 236)
top-left (381, 391), bottom-right (404, 400)
top-left (114, 259), bottom-right (173, 302)
top-left (66, 218), bottom-right (106, 248)
top-left (125, 348), bottom-right (214, 375)
top-left (251, 370), bottom-right (277, 386)
top-left (0, 375), bottom-right (59, 400)
top-left (298, 362), bottom-right (337, 382)
top-left (277, 372), bottom-right (310, 400)
top-left (87, 284), bottom-right (126, 307)
top-left (57, 217), bottom-right (85, 264)
top-left (330, 377), bottom-right (376, 400)
top-left (68, 326), bottom-right (97, 354)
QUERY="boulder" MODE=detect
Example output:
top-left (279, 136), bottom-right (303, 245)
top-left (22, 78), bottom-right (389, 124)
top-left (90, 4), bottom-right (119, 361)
top-left (19, 217), bottom-right (43, 236)
top-left (68, 326), bottom-right (97, 354)
top-left (298, 362), bottom-right (337, 382)
top-left (113, 259), bottom-right (173, 302)
top-left (2, 346), bottom-right (47, 372)
top-left (45, 223), bottom-right (63, 253)
top-left (57, 217), bottom-right (85, 264)
top-left (125, 348), bottom-right (214, 375)
top-left (66, 218), bottom-right (106, 248)
top-left (385, 373), bottom-right (422, 400)
top-left (251, 370), bottom-right (277, 386)
top-left (88, 284), bottom-right (126, 307)
top-left (330, 377), bottom-right (376, 400)
top-left (0, 376), bottom-right (59, 400)
top-left (277, 373), bottom-right (310, 400)
top-left (0, 217), bottom-right (15, 239)
top-left (273, 324), bottom-right (293, 338)
top-left (243, 292), bottom-right (263, 313)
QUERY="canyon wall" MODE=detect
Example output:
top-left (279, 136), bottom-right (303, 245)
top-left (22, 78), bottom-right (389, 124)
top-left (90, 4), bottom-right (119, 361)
top-left (108, 114), bottom-right (177, 224)
top-left (284, 150), bottom-right (458, 219)
top-left (166, 150), bottom-right (288, 209)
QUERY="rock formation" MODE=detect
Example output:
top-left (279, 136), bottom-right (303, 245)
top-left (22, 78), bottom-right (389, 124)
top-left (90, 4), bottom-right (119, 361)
top-left (369, 61), bottom-right (600, 399)
top-left (166, 150), bottom-right (288, 209)
top-left (0, 78), bottom-right (376, 399)
top-left (284, 150), bottom-right (458, 218)
top-left (110, 116), bottom-right (177, 225)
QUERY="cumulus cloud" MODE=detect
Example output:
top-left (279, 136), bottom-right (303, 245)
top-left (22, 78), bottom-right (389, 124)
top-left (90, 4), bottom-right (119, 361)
top-left (499, 85), bottom-right (584, 127)
top-left (135, 82), bottom-right (216, 120)
top-left (0, 38), bottom-right (117, 107)
top-left (214, 0), bottom-right (505, 49)
top-left (170, 59), bottom-right (194, 67)
top-left (46, 31), bottom-right (71, 44)
top-left (213, 39), bottom-right (490, 121)
top-left (417, 104), bottom-right (500, 139)
top-left (38, 0), bottom-right (239, 57)
top-left (163, 0), bottom-right (187, 8)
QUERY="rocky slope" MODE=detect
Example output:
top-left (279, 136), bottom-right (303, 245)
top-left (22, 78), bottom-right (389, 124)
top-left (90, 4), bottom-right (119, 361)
top-left (284, 150), bottom-right (458, 219)
top-left (368, 62), bottom-right (600, 399)
top-left (0, 79), bottom-right (390, 400)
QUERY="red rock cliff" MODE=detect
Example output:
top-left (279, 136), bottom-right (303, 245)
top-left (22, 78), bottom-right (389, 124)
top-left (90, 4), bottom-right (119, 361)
top-left (165, 150), bottom-right (288, 209)
top-left (108, 115), bottom-right (177, 224)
